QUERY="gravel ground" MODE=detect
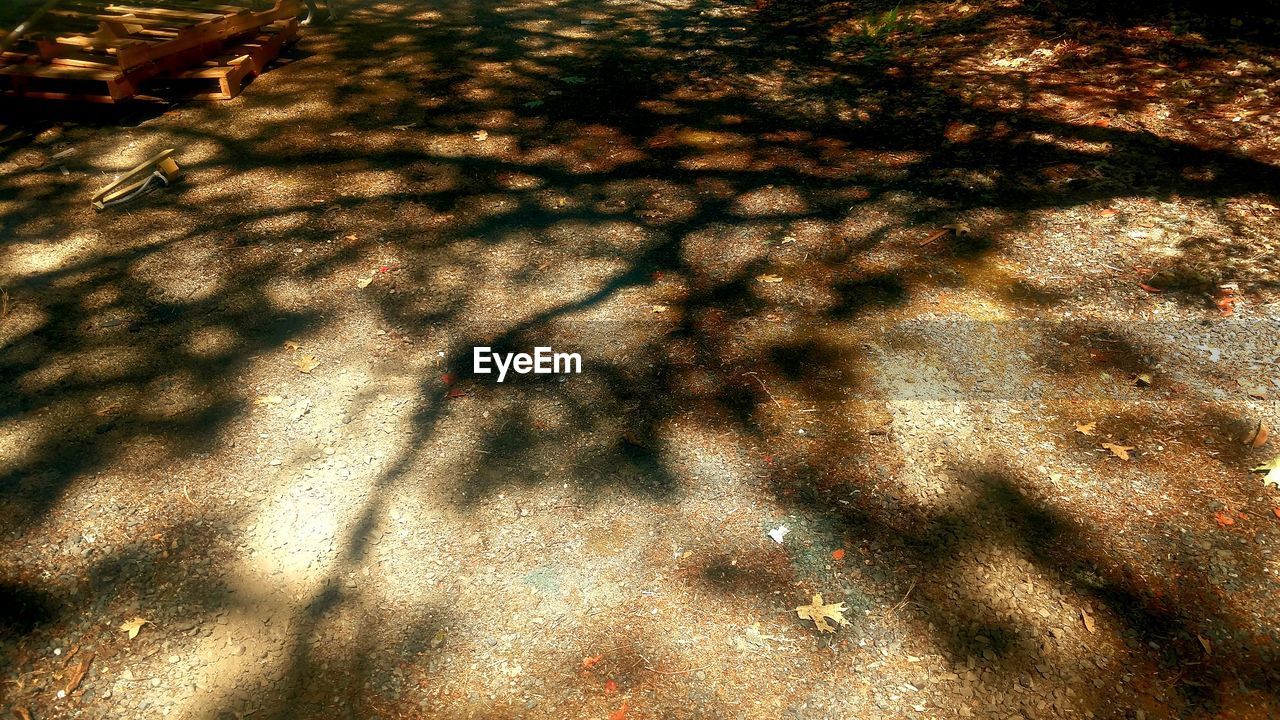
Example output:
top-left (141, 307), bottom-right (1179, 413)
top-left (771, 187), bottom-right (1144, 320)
top-left (1, 0), bottom-right (1279, 719)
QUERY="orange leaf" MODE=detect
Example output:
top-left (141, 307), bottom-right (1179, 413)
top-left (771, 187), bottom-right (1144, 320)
top-left (1099, 208), bottom-right (1118, 217)
top-left (831, 548), bottom-right (845, 561)
top-left (582, 654), bottom-right (603, 670)
top-left (1138, 283), bottom-right (1163, 293)
top-left (1214, 512), bottom-right (1235, 527)
top-left (1273, 507), bottom-right (1280, 519)
top-left (608, 702), bottom-right (630, 720)
top-left (604, 680), bottom-right (618, 695)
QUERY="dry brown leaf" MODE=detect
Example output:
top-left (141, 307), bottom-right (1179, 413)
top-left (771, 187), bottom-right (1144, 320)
top-left (757, 274), bottom-right (784, 284)
top-left (285, 341), bottom-right (301, 351)
top-left (1238, 378), bottom-right (1268, 399)
top-left (473, 130), bottom-right (489, 141)
top-left (255, 395), bottom-right (283, 407)
top-left (1253, 456), bottom-right (1280, 489)
top-left (1102, 443), bottom-right (1134, 461)
top-left (1245, 421), bottom-right (1270, 448)
top-left (1080, 608), bottom-right (1096, 633)
top-left (120, 617), bottom-right (149, 639)
top-left (795, 593), bottom-right (848, 633)
top-left (1198, 634), bottom-right (1212, 656)
top-left (13, 708), bottom-right (32, 720)
top-left (356, 276), bottom-right (373, 289)
top-left (64, 653), bottom-right (94, 695)
top-left (1132, 373), bottom-right (1152, 387)
top-left (650, 304), bottom-right (669, 313)
top-left (1075, 422), bottom-right (1096, 436)
top-left (295, 355), bottom-right (320, 374)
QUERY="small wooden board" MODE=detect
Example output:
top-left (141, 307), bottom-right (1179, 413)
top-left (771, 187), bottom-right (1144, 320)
top-left (0, 4), bottom-right (299, 103)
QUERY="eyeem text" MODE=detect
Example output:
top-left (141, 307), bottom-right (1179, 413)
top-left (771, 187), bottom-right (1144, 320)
top-left (473, 346), bottom-right (582, 382)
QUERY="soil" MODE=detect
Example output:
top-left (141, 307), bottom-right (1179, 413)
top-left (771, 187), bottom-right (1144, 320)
top-left (2, 0), bottom-right (1279, 719)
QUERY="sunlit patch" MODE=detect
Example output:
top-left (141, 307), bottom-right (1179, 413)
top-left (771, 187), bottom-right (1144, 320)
top-left (0, 232), bottom-right (99, 276)
top-left (495, 171), bottom-right (545, 190)
top-left (636, 99), bottom-right (685, 115)
top-left (681, 223), bottom-right (772, 278)
top-left (679, 150), bottom-right (753, 171)
top-left (730, 186), bottom-right (810, 217)
top-left (236, 210), bottom-right (313, 237)
top-left (337, 170), bottom-right (407, 199)
top-left (18, 359), bottom-right (73, 396)
top-left (186, 325), bottom-right (239, 359)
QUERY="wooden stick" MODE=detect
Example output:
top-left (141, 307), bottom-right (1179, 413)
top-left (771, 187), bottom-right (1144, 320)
top-left (0, 0), bottom-right (64, 56)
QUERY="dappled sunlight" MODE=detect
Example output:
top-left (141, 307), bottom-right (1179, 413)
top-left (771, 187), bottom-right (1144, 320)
top-left (1, 0), bottom-right (1278, 716)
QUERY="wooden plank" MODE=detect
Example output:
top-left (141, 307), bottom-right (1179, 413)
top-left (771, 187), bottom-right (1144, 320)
top-left (102, 4), bottom-right (228, 20)
top-left (48, 10), bottom-right (193, 30)
top-left (111, 0), bottom-right (299, 69)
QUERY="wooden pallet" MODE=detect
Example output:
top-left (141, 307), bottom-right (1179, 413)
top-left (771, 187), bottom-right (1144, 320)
top-left (0, 0), bottom-right (299, 103)
top-left (143, 18), bottom-right (296, 100)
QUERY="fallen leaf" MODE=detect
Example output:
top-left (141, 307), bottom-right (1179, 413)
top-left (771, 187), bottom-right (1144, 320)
top-left (356, 276), bottom-right (373, 288)
top-left (1131, 373), bottom-right (1152, 387)
top-left (1238, 378), bottom-right (1268, 399)
top-left (441, 373), bottom-right (456, 386)
top-left (581, 654), bottom-right (603, 670)
top-left (1244, 421), bottom-right (1269, 448)
top-left (64, 653), bottom-right (94, 694)
top-left (120, 617), bottom-right (149, 639)
top-left (1273, 507), bottom-right (1280, 519)
top-left (604, 679), bottom-right (618, 695)
top-left (13, 708), bottom-right (31, 720)
top-left (768, 525), bottom-right (789, 544)
top-left (1214, 511), bottom-right (1236, 527)
top-left (295, 355), bottom-right (320, 374)
top-left (796, 593), bottom-right (848, 633)
top-left (1198, 634), bottom-right (1212, 656)
top-left (285, 341), bottom-right (301, 351)
top-left (650, 304), bottom-right (669, 313)
top-left (1252, 456), bottom-right (1280, 488)
top-left (1075, 422), bottom-right (1096, 436)
top-left (831, 548), bottom-right (845, 560)
top-left (1081, 608), bottom-right (1096, 633)
top-left (1102, 443), bottom-right (1134, 461)
top-left (1099, 208), bottom-right (1118, 217)
top-left (447, 388), bottom-right (469, 399)
top-left (473, 130), bottom-right (489, 141)
top-left (608, 702), bottom-right (629, 720)
top-left (757, 274), bottom-right (784, 283)
top-left (1138, 283), bottom-right (1164, 293)
top-left (255, 395), bottom-right (283, 406)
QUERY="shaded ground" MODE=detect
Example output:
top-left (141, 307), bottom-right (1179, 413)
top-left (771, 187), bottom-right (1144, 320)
top-left (2, 0), bottom-right (1279, 718)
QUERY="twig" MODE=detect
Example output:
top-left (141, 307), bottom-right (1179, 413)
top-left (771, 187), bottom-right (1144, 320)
top-left (647, 662), bottom-right (712, 675)
top-left (0, 287), bottom-right (9, 322)
top-left (888, 579), bottom-right (917, 614)
top-left (918, 228), bottom-right (951, 247)
top-left (744, 372), bottom-right (781, 408)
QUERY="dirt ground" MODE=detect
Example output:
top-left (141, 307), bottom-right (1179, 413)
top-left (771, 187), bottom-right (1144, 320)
top-left (2, 0), bottom-right (1280, 718)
